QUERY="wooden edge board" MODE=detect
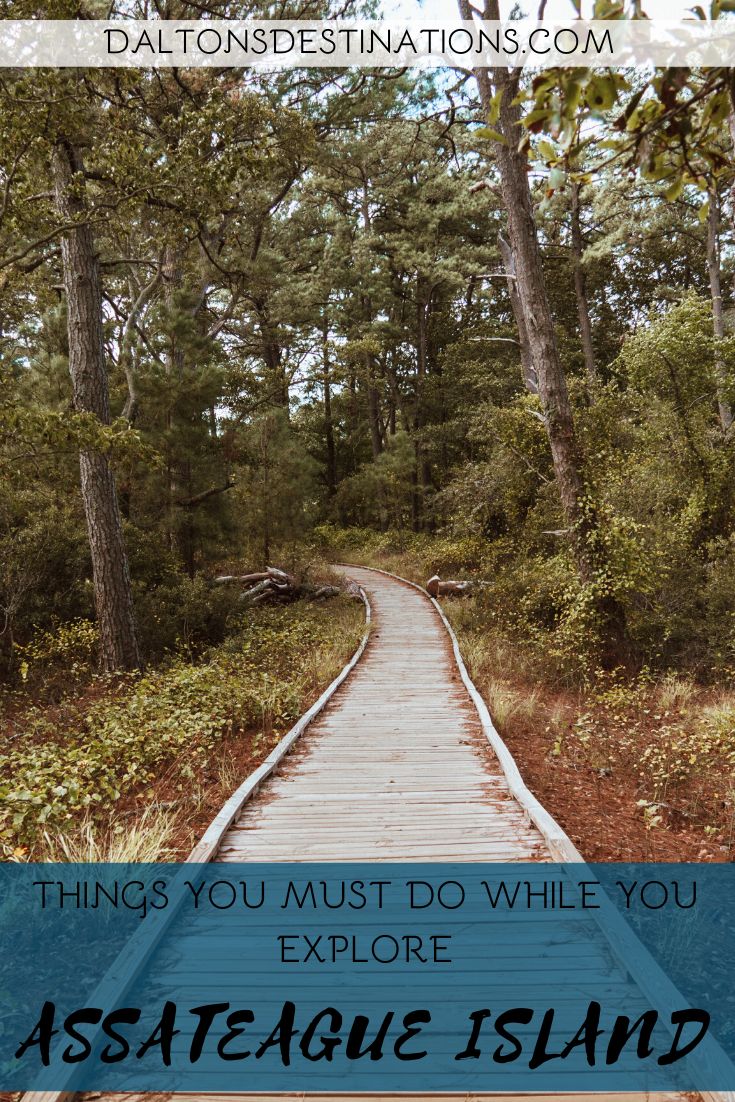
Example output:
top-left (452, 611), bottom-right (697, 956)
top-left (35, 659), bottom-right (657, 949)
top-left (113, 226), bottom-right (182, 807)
top-left (331, 563), bottom-right (580, 863)
top-left (187, 585), bottom-right (371, 863)
top-left (332, 564), bottom-right (735, 1102)
top-left (19, 586), bottom-right (372, 1102)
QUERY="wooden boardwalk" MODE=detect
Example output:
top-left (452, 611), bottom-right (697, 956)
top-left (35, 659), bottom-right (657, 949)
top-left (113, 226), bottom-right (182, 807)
top-left (216, 566), bottom-right (549, 864)
top-left (64, 567), bottom-right (704, 1102)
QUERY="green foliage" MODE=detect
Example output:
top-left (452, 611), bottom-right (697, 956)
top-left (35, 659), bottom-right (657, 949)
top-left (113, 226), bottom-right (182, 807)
top-left (0, 498), bottom-right (93, 669)
top-left (614, 296), bottom-right (733, 407)
top-left (316, 287), bottom-right (735, 679)
top-left (0, 597), bottom-right (363, 852)
top-left (0, 405), bottom-right (158, 471)
top-left (521, 55), bottom-right (733, 196)
top-left (335, 431), bottom-right (417, 531)
top-left (134, 572), bottom-right (235, 661)
top-left (313, 523), bottom-right (488, 578)
top-left (236, 410), bottom-right (320, 563)
top-left (14, 619), bottom-right (98, 692)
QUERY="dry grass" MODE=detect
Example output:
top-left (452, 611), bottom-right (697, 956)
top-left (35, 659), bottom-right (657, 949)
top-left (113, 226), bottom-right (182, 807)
top-left (483, 680), bottom-right (539, 730)
top-left (214, 745), bottom-right (249, 796)
top-left (446, 610), bottom-right (541, 733)
top-left (43, 803), bottom-right (180, 862)
top-left (656, 673), bottom-right (697, 713)
top-left (700, 693), bottom-right (735, 729)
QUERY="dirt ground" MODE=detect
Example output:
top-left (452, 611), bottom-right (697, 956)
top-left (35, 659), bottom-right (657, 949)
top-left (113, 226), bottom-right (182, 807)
top-left (498, 697), bottom-right (732, 863)
top-left (118, 725), bottom-right (285, 861)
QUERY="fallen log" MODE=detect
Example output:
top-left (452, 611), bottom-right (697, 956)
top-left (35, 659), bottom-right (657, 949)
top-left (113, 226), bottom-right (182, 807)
top-left (214, 571), bottom-right (270, 585)
top-left (266, 566), bottom-right (293, 584)
top-left (312, 585), bottom-right (341, 601)
top-left (214, 565), bottom-right (352, 607)
top-left (426, 574), bottom-right (474, 598)
top-left (344, 579), bottom-right (363, 601)
top-left (239, 579), bottom-right (274, 605)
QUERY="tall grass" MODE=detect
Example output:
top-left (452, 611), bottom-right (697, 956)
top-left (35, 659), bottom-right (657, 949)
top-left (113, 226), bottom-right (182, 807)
top-left (43, 804), bottom-right (179, 862)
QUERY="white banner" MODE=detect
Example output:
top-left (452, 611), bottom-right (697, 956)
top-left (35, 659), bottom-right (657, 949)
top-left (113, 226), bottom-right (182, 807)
top-left (1, 19), bottom-right (734, 69)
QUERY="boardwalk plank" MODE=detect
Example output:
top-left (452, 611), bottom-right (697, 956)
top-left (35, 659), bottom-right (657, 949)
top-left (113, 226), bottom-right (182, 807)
top-left (82, 567), bottom-right (697, 1102)
top-left (221, 566), bottom-right (547, 864)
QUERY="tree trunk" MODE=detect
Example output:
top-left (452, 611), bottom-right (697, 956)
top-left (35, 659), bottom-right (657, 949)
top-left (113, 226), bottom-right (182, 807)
top-left (259, 416), bottom-right (272, 564)
top-left (498, 233), bottom-right (537, 394)
top-left (366, 363), bottom-right (383, 460)
top-left (52, 140), bottom-right (141, 673)
top-left (415, 296), bottom-right (433, 529)
top-left (359, 176), bottom-right (384, 462)
top-left (495, 122), bottom-right (589, 564)
top-left (570, 181), bottom-right (598, 391)
top-left (180, 457), bottom-right (196, 579)
top-left (162, 243), bottom-right (184, 554)
top-left (458, 0), bottom-right (601, 586)
top-left (322, 321), bottom-right (337, 496)
top-left (120, 263), bottom-right (161, 426)
top-left (707, 186), bottom-right (733, 434)
top-left (256, 299), bottom-right (289, 411)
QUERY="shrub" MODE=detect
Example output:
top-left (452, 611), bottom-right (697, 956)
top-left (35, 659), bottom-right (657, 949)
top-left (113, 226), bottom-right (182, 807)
top-left (134, 572), bottom-right (234, 660)
top-left (14, 618), bottom-right (98, 695)
top-left (0, 597), bottom-right (364, 852)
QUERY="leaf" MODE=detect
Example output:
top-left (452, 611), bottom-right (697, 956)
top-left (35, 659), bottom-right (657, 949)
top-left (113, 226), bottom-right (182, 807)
top-left (702, 90), bottom-right (730, 128)
top-left (536, 138), bottom-right (556, 162)
top-left (474, 126), bottom-right (507, 145)
top-left (487, 88), bottom-right (504, 126)
top-left (522, 107), bottom-right (554, 133)
top-left (663, 178), bottom-right (684, 202)
top-left (548, 166), bottom-right (567, 191)
top-left (699, 200), bottom-right (710, 224)
top-left (585, 74), bottom-right (618, 114)
top-left (613, 87), bottom-right (645, 131)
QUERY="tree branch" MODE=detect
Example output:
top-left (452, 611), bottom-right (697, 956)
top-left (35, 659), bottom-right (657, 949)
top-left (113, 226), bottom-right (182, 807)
top-left (175, 479), bottom-right (235, 508)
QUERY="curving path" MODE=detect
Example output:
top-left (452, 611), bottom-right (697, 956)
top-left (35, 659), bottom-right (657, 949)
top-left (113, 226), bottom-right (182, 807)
top-left (216, 566), bottom-right (549, 863)
top-left (67, 567), bottom-right (697, 1102)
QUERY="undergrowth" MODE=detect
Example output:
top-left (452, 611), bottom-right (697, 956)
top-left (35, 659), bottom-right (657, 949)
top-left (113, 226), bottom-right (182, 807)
top-left (316, 526), bottom-right (735, 854)
top-left (1, 595), bottom-right (364, 858)
top-left (453, 608), bottom-right (735, 852)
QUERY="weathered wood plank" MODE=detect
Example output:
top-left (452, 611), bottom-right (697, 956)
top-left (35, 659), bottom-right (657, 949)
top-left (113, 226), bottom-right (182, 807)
top-left (78, 567), bottom-right (703, 1102)
top-left (218, 565), bottom-right (551, 864)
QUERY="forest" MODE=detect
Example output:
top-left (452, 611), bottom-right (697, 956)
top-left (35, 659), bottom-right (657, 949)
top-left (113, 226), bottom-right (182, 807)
top-left (2, 3), bottom-right (735, 863)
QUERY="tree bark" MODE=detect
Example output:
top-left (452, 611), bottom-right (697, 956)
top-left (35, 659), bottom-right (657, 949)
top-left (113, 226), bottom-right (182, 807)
top-left (120, 262), bottom-right (162, 425)
top-left (706, 185), bottom-right (733, 434)
top-left (414, 295), bottom-right (433, 530)
top-left (255, 297), bottom-right (289, 410)
top-left (498, 233), bottom-right (537, 394)
top-left (360, 173), bottom-right (384, 461)
top-left (494, 120), bottom-right (589, 566)
top-left (322, 321), bottom-right (338, 496)
top-left (458, 0), bottom-right (601, 586)
top-left (162, 243), bottom-right (184, 543)
top-left (52, 139), bottom-right (141, 673)
top-left (259, 416), bottom-right (272, 565)
top-left (366, 366), bottom-right (383, 461)
top-left (570, 181), bottom-right (598, 391)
